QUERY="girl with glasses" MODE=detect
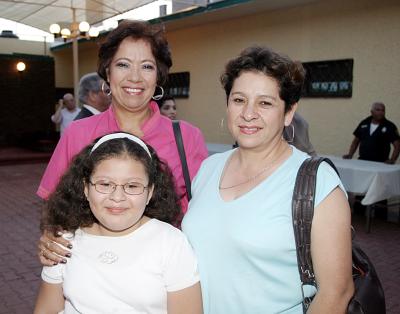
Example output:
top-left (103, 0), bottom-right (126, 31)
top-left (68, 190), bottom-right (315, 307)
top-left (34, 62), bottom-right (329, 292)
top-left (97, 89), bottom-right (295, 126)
top-left (34, 133), bottom-right (202, 314)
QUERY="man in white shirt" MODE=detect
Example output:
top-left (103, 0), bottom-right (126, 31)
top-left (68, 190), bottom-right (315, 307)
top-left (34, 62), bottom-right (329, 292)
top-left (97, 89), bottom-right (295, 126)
top-left (74, 72), bottom-right (111, 121)
top-left (51, 93), bottom-right (80, 135)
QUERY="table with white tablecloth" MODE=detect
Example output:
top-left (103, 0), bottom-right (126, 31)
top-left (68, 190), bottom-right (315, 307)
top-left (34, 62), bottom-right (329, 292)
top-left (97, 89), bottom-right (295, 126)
top-left (322, 155), bottom-right (400, 231)
top-left (323, 156), bottom-right (400, 205)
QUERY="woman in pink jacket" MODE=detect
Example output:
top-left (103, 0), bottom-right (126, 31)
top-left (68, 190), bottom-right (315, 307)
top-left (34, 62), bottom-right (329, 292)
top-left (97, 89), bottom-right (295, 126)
top-left (37, 20), bottom-right (208, 266)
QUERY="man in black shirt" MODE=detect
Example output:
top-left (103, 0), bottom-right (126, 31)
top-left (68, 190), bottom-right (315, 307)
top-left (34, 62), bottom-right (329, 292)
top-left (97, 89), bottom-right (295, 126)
top-left (343, 102), bottom-right (400, 163)
top-left (343, 102), bottom-right (400, 219)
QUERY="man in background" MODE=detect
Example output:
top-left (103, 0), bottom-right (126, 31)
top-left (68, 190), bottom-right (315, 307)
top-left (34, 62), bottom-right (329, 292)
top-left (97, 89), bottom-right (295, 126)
top-left (343, 102), bottom-right (400, 219)
top-left (74, 72), bottom-right (111, 121)
top-left (51, 93), bottom-right (80, 135)
top-left (343, 102), bottom-right (400, 164)
top-left (284, 112), bottom-right (316, 156)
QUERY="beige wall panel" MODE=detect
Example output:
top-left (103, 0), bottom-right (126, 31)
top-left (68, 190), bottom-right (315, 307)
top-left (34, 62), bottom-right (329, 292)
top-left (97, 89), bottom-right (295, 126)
top-left (77, 40), bottom-right (100, 78)
top-left (52, 40), bottom-right (100, 88)
top-left (0, 38), bottom-right (50, 55)
top-left (52, 48), bottom-right (73, 88)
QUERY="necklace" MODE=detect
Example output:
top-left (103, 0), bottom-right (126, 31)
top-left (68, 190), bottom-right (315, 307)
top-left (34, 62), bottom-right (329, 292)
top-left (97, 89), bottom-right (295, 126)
top-left (219, 147), bottom-right (288, 190)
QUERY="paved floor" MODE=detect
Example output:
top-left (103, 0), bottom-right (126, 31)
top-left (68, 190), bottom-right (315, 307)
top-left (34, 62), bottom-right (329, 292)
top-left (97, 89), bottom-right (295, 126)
top-left (0, 162), bottom-right (399, 313)
top-left (0, 163), bottom-right (45, 313)
top-left (0, 146), bottom-right (51, 166)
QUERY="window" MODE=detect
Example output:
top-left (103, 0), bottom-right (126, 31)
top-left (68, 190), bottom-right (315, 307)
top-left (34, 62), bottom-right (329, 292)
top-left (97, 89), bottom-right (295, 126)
top-left (302, 59), bottom-right (353, 98)
top-left (165, 72), bottom-right (190, 98)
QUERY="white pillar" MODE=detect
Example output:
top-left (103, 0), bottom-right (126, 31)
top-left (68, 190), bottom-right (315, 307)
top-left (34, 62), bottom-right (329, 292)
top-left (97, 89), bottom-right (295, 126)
top-left (72, 8), bottom-right (79, 104)
top-left (72, 37), bottom-right (79, 103)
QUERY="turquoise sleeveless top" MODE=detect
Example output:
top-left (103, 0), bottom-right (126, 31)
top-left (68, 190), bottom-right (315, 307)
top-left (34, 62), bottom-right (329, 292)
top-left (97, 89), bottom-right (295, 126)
top-left (182, 147), bottom-right (344, 314)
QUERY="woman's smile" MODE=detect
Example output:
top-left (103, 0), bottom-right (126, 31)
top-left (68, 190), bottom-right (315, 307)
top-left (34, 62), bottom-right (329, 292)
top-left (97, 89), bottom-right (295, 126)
top-left (122, 87), bottom-right (145, 95)
top-left (239, 125), bottom-right (262, 135)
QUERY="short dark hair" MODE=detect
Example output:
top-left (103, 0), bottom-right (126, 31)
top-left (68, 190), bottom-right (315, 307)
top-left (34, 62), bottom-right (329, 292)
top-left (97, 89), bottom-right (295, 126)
top-left (98, 20), bottom-right (172, 86)
top-left (156, 94), bottom-right (175, 109)
top-left (220, 46), bottom-right (306, 112)
top-left (41, 133), bottom-right (181, 235)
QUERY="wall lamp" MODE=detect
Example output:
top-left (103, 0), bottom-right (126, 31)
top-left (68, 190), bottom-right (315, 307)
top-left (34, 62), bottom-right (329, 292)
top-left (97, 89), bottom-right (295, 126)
top-left (16, 62), bottom-right (26, 72)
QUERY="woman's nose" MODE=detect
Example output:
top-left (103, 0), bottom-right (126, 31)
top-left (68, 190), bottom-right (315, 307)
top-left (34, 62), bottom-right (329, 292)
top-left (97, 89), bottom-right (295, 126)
top-left (128, 66), bottom-right (142, 82)
top-left (241, 103), bottom-right (259, 120)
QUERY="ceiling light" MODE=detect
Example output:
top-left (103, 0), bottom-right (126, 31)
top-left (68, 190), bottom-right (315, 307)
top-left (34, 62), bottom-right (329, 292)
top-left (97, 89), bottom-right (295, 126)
top-left (49, 23), bottom-right (61, 34)
top-left (88, 27), bottom-right (99, 38)
top-left (79, 21), bottom-right (90, 33)
top-left (60, 28), bottom-right (71, 38)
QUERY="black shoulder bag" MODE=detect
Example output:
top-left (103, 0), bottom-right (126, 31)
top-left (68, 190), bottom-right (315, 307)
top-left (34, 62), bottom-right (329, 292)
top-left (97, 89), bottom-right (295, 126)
top-left (172, 120), bottom-right (192, 201)
top-left (292, 157), bottom-right (386, 314)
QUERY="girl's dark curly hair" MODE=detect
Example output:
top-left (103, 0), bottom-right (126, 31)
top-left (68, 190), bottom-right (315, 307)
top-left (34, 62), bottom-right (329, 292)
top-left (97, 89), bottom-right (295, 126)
top-left (41, 134), bottom-right (181, 235)
top-left (220, 46), bottom-right (306, 113)
top-left (98, 20), bottom-right (172, 87)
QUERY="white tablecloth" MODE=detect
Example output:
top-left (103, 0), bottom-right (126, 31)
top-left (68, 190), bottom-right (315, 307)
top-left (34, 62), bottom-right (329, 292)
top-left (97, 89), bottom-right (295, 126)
top-left (322, 155), bottom-right (400, 205)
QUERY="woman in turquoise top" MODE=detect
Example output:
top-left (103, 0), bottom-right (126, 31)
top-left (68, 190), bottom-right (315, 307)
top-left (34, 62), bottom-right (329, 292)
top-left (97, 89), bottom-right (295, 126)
top-left (182, 46), bottom-right (354, 313)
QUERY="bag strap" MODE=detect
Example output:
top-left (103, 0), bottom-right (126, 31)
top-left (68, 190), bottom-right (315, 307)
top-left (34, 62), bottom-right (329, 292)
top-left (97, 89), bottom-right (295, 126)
top-left (172, 120), bottom-right (192, 201)
top-left (292, 157), bottom-right (339, 309)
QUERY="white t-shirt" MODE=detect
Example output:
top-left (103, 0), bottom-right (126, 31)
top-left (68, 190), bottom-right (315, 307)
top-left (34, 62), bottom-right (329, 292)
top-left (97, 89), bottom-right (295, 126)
top-left (83, 104), bottom-right (101, 115)
top-left (42, 219), bottom-right (199, 314)
top-left (370, 123), bottom-right (379, 135)
top-left (51, 108), bottom-right (80, 134)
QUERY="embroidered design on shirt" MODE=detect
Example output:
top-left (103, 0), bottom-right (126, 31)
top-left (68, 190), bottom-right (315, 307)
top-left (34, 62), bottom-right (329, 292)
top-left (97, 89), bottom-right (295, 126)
top-left (98, 251), bottom-right (119, 264)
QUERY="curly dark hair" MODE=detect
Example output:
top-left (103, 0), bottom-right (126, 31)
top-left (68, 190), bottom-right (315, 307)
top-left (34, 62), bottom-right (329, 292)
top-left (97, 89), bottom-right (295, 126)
top-left (41, 134), bottom-right (181, 235)
top-left (220, 46), bottom-right (306, 113)
top-left (98, 20), bottom-right (172, 87)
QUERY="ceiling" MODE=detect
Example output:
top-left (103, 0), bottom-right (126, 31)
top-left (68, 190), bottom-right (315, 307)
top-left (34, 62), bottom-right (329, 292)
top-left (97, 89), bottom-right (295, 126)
top-left (162, 0), bottom-right (319, 32)
top-left (0, 0), bottom-right (319, 36)
top-left (0, 0), bottom-right (208, 33)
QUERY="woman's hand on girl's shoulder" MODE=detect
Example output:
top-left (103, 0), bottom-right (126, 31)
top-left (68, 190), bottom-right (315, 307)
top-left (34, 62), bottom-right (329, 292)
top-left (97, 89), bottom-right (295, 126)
top-left (38, 230), bottom-right (72, 266)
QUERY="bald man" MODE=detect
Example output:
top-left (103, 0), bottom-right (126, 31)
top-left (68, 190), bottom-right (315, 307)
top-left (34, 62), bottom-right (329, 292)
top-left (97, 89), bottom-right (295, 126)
top-left (343, 102), bottom-right (400, 164)
top-left (51, 93), bottom-right (80, 135)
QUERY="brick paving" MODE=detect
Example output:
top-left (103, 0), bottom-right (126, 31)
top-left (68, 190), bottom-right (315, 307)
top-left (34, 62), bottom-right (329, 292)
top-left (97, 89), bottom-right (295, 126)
top-left (0, 162), bottom-right (399, 313)
top-left (0, 163), bottom-right (45, 314)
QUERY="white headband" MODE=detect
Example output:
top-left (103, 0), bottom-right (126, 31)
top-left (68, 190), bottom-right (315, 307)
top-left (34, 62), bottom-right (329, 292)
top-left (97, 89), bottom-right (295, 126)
top-left (90, 133), bottom-right (152, 158)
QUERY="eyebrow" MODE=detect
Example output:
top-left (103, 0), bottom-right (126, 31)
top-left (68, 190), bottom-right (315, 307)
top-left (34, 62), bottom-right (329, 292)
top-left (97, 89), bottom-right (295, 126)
top-left (113, 57), bottom-right (156, 64)
top-left (231, 91), bottom-right (277, 101)
top-left (92, 176), bottom-right (146, 182)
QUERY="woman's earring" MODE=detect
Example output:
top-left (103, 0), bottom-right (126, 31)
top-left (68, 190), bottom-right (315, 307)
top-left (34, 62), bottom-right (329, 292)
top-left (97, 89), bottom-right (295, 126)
top-left (152, 86), bottom-right (164, 101)
top-left (220, 117), bottom-right (225, 131)
top-left (101, 81), bottom-right (112, 96)
top-left (284, 124), bottom-right (295, 143)
top-left (219, 117), bottom-right (230, 136)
